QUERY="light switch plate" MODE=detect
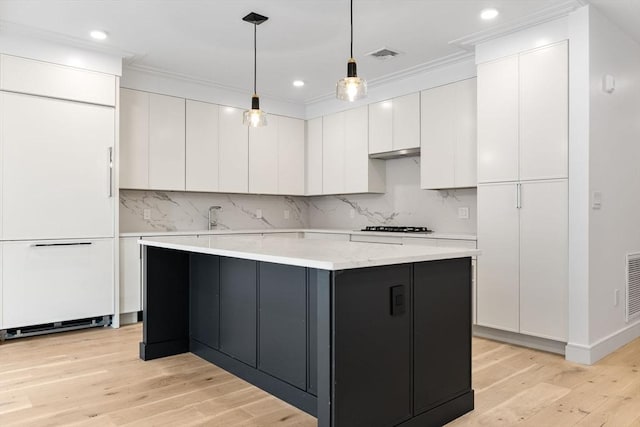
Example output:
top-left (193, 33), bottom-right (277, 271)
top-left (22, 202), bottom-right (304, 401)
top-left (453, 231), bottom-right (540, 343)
top-left (256, 208), bottom-right (263, 219)
top-left (143, 209), bottom-right (151, 220)
top-left (458, 207), bottom-right (470, 219)
top-left (592, 191), bottom-right (602, 210)
top-left (284, 210), bottom-right (290, 219)
top-left (349, 209), bottom-right (355, 219)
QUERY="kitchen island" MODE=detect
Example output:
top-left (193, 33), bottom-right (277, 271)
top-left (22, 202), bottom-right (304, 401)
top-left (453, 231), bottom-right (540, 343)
top-left (138, 235), bottom-right (478, 427)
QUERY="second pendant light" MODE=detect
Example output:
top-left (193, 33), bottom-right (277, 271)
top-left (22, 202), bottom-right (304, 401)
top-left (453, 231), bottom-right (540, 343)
top-left (242, 12), bottom-right (268, 127)
top-left (336, 0), bottom-right (367, 102)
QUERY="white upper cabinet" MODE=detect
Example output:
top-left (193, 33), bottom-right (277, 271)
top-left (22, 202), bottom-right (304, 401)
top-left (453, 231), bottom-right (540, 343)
top-left (249, 114), bottom-right (279, 194)
top-left (477, 41), bottom-right (568, 184)
top-left (148, 93), bottom-right (185, 191)
top-left (120, 89), bottom-right (149, 189)
top-left (1, 92), bottom-right (115, 240)
top-left (278, 116), bottom-right (305, 196)
top-left (219, 106), bottom-right (249, 193)
top-left (421, 78), bottom-right (477, 190)
top-left (186, 100), bottom-right (219, 192)
top-left (305, 117), bottom-right (323, 195)
top-left (519, 42), bottom-right (568, 181)
top-left (368, 93), bottom-right (420, 155)
top-left (0, 55), bottom-right (116, 106)
top-left (477, 55), bottom-right (519, 183)
top-left (322, 111), bottom-right (346, 194)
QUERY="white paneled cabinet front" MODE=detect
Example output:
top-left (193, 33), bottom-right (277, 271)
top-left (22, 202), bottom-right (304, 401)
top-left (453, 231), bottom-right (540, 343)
top-left (219, 106), bottom-right (249, 193)
top-left (278, 116), bottom-right (305, 195)
top-left (186, 100), bottom-right (219, 192)
top-left (420, 78), bottom-right (477, 189)
top-left (249, 115), bottom-right (279, 194)
top-left (1, 92), bottom-right (114, 240)
top-left (148, 93), bottom-right (185, 191)
top-left (322, 112), bottom-right (346, 194)
top-left (305, 117), bottom-right (323, 195)
top-left (120, 88), bottom-right (149, 189)
top-left (2, 239), bottom-right (114, 329)
top-left (368, 93), bottom-right (420, 154)
top-left (119, 237), bottom-right (142, 314)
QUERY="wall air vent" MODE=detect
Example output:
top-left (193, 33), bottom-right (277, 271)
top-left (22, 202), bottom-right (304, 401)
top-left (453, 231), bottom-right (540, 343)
top-left (626, 252), bottom-right (640, 322)
top-left (366, 47), bottom-right (402, 60)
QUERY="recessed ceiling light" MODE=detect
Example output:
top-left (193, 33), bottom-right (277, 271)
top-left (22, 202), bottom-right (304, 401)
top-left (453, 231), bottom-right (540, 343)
top-left (480, 8), bottom-right (499, 20)
top-left (90, 30), bottom-right (108, 40)
top-left (293, 80), bottom-right (305, 87)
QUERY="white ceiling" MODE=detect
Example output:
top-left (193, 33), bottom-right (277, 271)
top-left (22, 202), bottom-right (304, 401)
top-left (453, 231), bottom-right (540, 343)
top-left (0, 0), bottom-right (637, 104)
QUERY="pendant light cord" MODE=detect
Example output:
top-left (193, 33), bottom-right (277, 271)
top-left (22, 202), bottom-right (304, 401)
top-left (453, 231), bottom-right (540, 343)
top-left (253, 23), bottom-right (257, 95)
top-left (350, 0), bottom-right (353, 58)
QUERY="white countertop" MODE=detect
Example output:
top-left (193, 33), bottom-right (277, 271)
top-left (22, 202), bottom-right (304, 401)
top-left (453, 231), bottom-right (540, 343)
top-left (121, 228), bottom-right (477, 241)
top-left (138, 235), bottom-right (479, 270)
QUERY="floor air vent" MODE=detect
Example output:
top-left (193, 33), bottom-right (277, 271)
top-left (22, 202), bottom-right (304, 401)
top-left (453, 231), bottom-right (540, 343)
top-left (626, 252), bottom-right (640, 322)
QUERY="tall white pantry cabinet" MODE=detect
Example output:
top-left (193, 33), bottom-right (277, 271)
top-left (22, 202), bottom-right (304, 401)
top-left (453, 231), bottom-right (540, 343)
top-left (476, 41), bottom-right (569, 341)
top-left (0, 55), bottom-right (118, 331)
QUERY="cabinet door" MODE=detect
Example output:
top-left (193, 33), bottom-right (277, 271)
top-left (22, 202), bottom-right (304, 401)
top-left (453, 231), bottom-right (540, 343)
top-left (421, 83), bottom-right (456, 189)
top-left (190, 253), bottom-right (220, 349)
top-left (392, 92), bottom-right (420, 151)
top-left (368, 100), bottom-right (393, 154)
top-left (249, 114), bottom-right (279, 194)
top-left (519, 180), bottom-right (567, 341)
top-left (477, 55), bottom-right (519, 183)
top-left (149, 94), bottom-right (185, 191)
top-left (186, 100), bottom-right (219, 192)
top-left (344, 106), bottom-right (369, 193)
top-left (322, 112), bottom-right (345, 194)
top-left (219, 107), bottom-right (249, 193)
top-left (454, 78), bottom-right (478, 188)
top-left (414, 258), bottom-right (471, 414)
top-left (119, 237), bottom-right (142, 314)
top-left (477, 183), bottom-right (520, 332)
top-left (2, 239), bottom-right (114, 329)
top-left (0, 243), bottom-right (3, 329)
top-left (334, 265), bottom-right (412, 427)
top-left (519, 42), bottom-right (568, 181)
top-left (120, 88), bottom-right (149, 189)
top-left (305, 117), bottom-right (323, 195)
top-left (2, 93), bottom-right (114, 240)
top-left (278, 116), bottom-right (305, 195)
top-left (258, 262), bottom-right (307, 389)
top-left (219, 257), bottom-right (257, 366)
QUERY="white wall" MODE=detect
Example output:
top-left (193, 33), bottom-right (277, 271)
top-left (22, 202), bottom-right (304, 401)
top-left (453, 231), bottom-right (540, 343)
top-left (307, 157), bottom-right (477, 234)
top-left (586, 5), bottom-right (640, 356)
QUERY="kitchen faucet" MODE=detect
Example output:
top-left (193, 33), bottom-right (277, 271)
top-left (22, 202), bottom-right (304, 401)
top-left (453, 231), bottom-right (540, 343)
top-left (208, 206), bottom-right (222, 230)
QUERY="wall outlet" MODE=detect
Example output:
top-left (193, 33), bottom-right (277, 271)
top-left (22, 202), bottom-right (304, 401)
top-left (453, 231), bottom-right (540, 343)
top-left (143, 209), bottom-right (151, 220)
top-left (284, 210), bottom-right (290, 220)
top-left (350, 209), bottom-right (355, 219)
top-left (458, 207), bottom-right (470, 220)
top-left (614, 289), bottom-right (620, 307)
top-left (256, 208), bottom-right (263, 219)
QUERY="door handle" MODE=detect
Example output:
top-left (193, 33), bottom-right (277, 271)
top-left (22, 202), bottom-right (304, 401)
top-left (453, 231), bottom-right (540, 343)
top-left (516, 183), bottom-right (522, 209)
top-left (108, 147), bottom-right (114, 198)
top-left (390, 285), bottom-right (406, 316)
top-left (31, 242), bottom-right (93, 247)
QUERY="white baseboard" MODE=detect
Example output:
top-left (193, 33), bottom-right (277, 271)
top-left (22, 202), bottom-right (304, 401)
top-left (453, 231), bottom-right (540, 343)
top-left (565, 319), bottom-right (640, 365)
top-left (119, 312), bottom-right (140, 325)
top-left (473, 325), bottom-right (566, 355)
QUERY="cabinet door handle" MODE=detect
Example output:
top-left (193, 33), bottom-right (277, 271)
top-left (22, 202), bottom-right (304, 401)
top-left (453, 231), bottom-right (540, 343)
top-left (108, 147), bottom-right (114, 198)
top-left (516, 183), bottom-right (522, 209)
top-left (390, 285), bottom-right (406, 316)
top-left (31, 242), bottom-right (93, 247)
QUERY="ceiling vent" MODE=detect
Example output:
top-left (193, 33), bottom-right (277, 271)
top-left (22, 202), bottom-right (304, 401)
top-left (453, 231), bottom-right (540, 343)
top-left (366, 47), bottom-right (402, 60)
top-left (626, 252), bottom-right (640, 322)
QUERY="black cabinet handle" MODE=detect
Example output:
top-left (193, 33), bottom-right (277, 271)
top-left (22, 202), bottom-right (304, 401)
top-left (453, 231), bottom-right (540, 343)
top-left (390, 285), bottom-right (406, 316)
top-left (31, 242), bottom-right (93, 247)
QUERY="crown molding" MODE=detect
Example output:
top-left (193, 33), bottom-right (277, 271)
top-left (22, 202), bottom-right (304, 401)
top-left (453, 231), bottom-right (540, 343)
top-left (449, 0), bottom-right (586, 50)
top-left (303, 50), bottom-right (474, 105)
top-left (0, 20), bottom-right (138, 59)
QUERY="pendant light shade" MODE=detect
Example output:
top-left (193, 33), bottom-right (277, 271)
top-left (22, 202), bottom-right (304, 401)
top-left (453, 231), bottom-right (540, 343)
top-left (336, 0), bottom-right (367, 102)
top-left (242, 12), bottom-right (268, 127)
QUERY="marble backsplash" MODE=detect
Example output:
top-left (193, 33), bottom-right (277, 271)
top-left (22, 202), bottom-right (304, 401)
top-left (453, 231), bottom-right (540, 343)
top-left (120, 158), bottom-right (477, 235)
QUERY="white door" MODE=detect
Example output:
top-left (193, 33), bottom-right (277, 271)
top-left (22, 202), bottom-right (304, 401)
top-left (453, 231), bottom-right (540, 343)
top-left (519, 42), bottom-right (568, 181)
top-left (392, 92), bottom-right (420, 151)
top-left (186, 100), bottom-right (219, 192)
top-left (519, 180), bottom-right (568, 341)
top-left (477, 55), bottom-right (519, 183)
top-left (2, 92), bottom-right (114, 240)
top-left (476, 183), bottom-right (520, 332)
top-left (148, 93), bottom-right (185, 191)
top-left (421, 83), bottom-right (456, 189)
top-left (249, 114), bottom-right (279, 194)
top-left (219, 106), bottom-right (249, 193)
top-left (2, 239), bottom-right (114, 328)
top-left (454, 78), bottom-right (478, 188)
top-left (278, 116), bottom-right (305, 196)
top-left (305, 117), bottom-right (323, 195)
top-left (368, 100), bottom-right (393, 154)
top-left (119, 88), bottom-right (149, 189)
top-left (344, 106), bottom-right (369, 193)
top-left (119, 237), bottom-right (142, 314)
top-left (322, 111), bottom-right (345, 194)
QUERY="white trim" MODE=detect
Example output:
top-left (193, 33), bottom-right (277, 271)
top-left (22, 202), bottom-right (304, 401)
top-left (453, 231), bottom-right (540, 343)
top-left (565, 319), bottom-right (640, 365)
top-left (473, 325), bottom-right (566, 355)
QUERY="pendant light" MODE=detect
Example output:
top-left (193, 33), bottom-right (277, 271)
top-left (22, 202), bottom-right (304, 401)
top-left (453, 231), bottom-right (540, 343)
top-left (336, 0), bottom-right (367, 102)
top-left (242, 12), bottom-right (268, 127)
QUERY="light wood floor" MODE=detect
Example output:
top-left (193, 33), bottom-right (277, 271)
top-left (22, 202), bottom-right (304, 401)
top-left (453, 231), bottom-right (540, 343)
top-left (1, 325), bottom-right (640, 426)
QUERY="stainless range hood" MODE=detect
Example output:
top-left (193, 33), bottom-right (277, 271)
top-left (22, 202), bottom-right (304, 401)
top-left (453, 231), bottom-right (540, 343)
top-left (369, 147), bottom-right (420, 160)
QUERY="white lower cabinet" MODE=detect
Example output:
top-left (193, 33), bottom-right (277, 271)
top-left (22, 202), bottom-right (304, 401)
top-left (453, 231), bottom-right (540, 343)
top-left (119, 237), bottom-right (142, 314)
top-left (2, 239), bottom-right (114, 329)
top-left (0, 243), bottom-right (3, 329)
top-left (477, 180), bottom-right (567, 341)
